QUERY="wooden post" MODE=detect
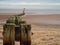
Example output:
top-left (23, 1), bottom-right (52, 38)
top-left (20, 24), bottom-right (31, 45)
top-left (20, 24), bottom-right (25, 45)
top-left (26, 25), bottom-right (31, 45)
top-left (3, 23), bottom-right (15, 45)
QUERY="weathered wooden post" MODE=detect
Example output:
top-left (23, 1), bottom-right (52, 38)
top-left (3, 8), bottom-right (31, 45)
top-left (25, 24), bottom-right (31, 45)
top-left (3, 23), bottom-right (15, 45)
top-left (20, 24), bottom-right (31, 45)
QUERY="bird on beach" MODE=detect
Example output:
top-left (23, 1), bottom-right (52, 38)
top-left (17, 8), bottom-right (25, 16)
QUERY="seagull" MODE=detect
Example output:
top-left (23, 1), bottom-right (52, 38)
top-left (17, 8), bottom-right (25, 16)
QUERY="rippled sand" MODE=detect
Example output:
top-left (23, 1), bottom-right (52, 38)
top-left (31, 25), bottom-right (60, 45)
top-left (0, 24), bottom-right (60, 45)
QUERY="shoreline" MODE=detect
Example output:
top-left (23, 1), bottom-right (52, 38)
top-left (0, 14), bottom-right (60, 26)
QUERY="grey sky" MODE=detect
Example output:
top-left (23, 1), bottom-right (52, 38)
top-left (0, 0), bottom-right (60, 9)
top-left (0, 0), bottom-right (60, 3)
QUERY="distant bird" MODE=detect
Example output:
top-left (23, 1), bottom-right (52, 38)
top-left (17, 8), bottom-right (25, 16)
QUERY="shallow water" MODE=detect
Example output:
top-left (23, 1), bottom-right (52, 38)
top-left (27, 20), bottom-right (60, 25)
top-left (0, 9), bottom-right (60, 15)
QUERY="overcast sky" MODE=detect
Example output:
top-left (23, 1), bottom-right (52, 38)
top-left (0, 0), bottom-right (60, 9)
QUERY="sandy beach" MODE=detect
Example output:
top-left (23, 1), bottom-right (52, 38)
top-left (0, 15), bottom-right (60, 45)
top-left (0, 0), bottom-right (60, 45)
top-left (0, 24), bottom-right (60, 45)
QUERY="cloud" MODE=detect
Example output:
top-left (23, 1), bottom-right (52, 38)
top-left (0, 2), bottom-right (60, 6)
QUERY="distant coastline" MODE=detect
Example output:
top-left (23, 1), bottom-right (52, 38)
top-left (0, 9), bottom-right (60, 15)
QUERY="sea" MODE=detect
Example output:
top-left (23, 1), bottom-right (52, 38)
top-left (0, 9), bottom-right (60, 25)
top-left (0, 9), bottom-right (60, 15)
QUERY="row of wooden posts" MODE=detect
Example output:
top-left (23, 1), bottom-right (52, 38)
top-left (3, 23), bottom-right (31, 45)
